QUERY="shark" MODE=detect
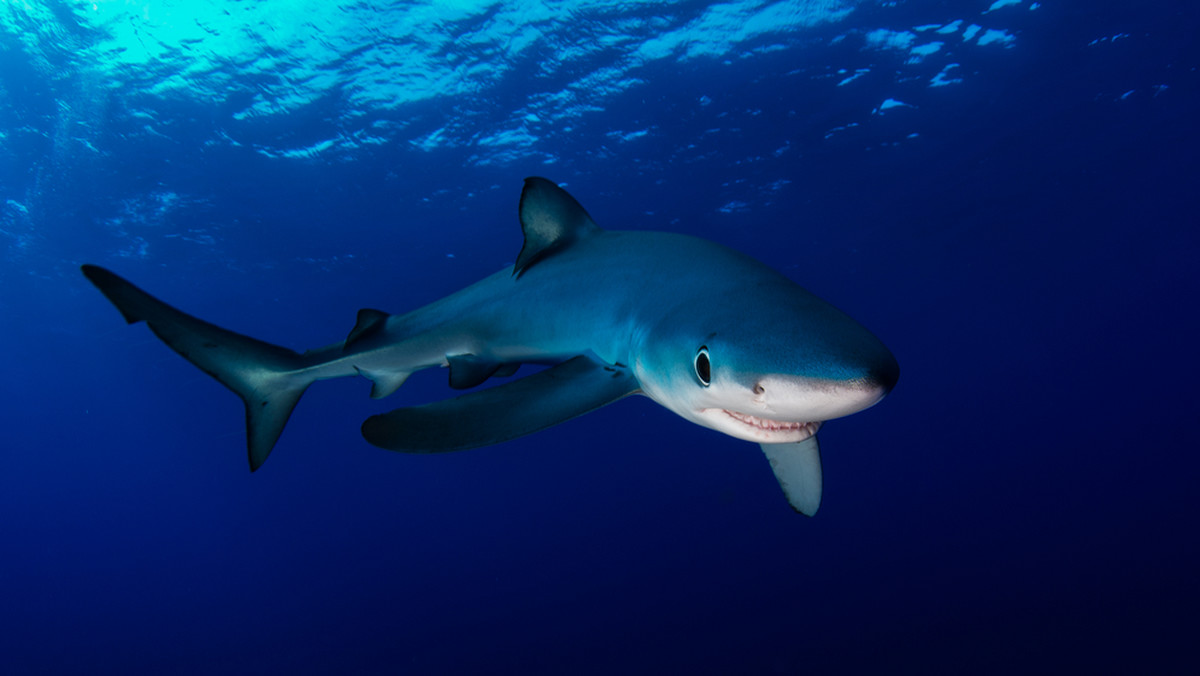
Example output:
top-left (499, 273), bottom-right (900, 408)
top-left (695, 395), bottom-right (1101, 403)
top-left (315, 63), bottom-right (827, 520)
top-left (82, 177), bottom-right (898, 516)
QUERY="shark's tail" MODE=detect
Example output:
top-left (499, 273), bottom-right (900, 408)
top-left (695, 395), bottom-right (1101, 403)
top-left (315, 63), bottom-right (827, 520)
top-left (82, 265), bottom-right (312, 470)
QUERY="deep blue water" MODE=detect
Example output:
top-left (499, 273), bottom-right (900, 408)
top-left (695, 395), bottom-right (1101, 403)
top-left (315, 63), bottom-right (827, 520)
top-left (2, 1), bottom-right (1198, 673)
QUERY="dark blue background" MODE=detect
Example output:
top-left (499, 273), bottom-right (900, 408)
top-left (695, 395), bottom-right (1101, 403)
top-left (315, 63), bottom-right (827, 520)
top-left (2, 1), bottom-right (1197, 673)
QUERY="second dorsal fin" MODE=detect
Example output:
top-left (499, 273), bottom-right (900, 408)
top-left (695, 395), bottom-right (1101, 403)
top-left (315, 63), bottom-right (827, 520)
top-left (513, 177), bottom-right (601, 277)
top-left (345, 308), bottom-right (389, 349)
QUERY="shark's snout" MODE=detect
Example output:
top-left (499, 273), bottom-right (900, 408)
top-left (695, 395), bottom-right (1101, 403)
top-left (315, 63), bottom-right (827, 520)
top-left (741, 341), bottom-right (898, 428)
top-left (835, 344), bottom-right (900, 415)
top-left (866, 348), bottom-right (900, 396)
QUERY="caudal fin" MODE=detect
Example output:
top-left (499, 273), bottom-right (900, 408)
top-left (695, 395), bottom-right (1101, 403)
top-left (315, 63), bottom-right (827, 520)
top-left (81, 265), bottom-right (311, 470)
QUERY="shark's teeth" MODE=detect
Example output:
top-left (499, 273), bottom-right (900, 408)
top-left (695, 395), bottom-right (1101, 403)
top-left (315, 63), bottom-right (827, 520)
top-left (722, 410), bottom-right (816, 434)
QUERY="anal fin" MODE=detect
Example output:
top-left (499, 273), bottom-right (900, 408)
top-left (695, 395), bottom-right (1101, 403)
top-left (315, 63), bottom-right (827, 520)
top-left (355, 367), bottom-right (411, 399)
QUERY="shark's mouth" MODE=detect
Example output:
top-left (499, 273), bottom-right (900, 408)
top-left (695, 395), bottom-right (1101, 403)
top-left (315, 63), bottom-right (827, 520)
top-left (693, 407), bottom-right (822, 443)
top-left (721, 410), bottom-right (820, 438)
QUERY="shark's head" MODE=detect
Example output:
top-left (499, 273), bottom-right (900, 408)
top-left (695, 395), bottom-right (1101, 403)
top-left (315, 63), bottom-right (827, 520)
top-left (632, 277), bottom-right (898, 444)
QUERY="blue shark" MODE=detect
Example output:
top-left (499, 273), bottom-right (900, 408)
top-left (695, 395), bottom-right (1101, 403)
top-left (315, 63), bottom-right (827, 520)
top-left (82, 177), bottom-right (898, 515)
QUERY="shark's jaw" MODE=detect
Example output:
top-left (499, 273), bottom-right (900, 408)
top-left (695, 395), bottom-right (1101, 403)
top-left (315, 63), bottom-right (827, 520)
top-left (697, 408), bottom-right (822, 443)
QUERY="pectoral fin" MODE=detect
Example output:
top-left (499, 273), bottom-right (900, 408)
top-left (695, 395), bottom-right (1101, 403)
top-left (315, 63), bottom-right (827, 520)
top-left (761, 436), bottom-right (822, 516)
top-left (362, 355), bottom-right (639, 453)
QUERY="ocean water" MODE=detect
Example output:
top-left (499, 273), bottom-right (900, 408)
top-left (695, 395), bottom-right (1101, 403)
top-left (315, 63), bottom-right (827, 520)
top-left (2, 1), bottom-right (1197, 673)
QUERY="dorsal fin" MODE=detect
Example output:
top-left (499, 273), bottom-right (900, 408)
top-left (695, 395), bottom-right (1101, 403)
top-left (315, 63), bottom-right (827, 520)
top-left (513, 177), bottom-right (601, 277)
top-left (345, 309), bottom-right (389, 349)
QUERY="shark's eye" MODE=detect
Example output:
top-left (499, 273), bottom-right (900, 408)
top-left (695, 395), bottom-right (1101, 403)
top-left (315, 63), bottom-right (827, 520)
top-left (694, 346), bottom-right (711, 386)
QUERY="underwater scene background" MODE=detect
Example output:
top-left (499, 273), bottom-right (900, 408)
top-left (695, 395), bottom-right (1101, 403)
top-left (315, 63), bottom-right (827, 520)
top-left (1, 1), bottom-right (1197, 673)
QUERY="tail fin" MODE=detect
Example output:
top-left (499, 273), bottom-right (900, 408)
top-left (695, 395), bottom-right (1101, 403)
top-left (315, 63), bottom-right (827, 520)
top-left (81, 265), bottom-right (311, 470)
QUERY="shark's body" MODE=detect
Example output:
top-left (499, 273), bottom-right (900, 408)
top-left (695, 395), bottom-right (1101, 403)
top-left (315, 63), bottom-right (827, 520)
top-left (83, 177), bottom-right (898, 515)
